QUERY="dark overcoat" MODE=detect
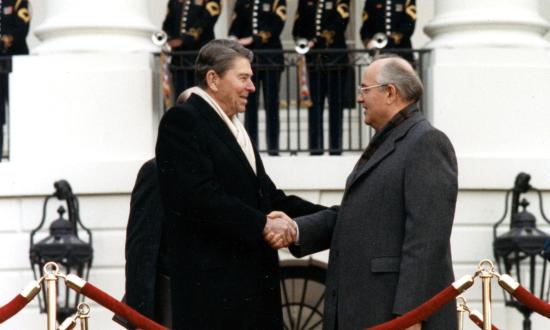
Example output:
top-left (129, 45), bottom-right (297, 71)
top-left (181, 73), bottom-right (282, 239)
top-left (0, 0), bottom-right (30, 55)
top-left (291, 110), bottom-right (458, 330)
top-left (124, 159), bottom-right (171, 327)
top-left (155, 95), bottom-right (325, 330)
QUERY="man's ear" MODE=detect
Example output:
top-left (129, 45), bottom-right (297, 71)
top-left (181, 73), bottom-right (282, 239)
top-left (206, 70), bottom-right (218, 92)
top-left (386, 84), bottom-right (397, 104)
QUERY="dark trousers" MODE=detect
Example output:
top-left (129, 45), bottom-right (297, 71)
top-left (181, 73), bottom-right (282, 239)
top-left (0, 74), bottom-right (7, 161)
top-left (0, 123), bottom-right (4, 161)
top-left (307, 62), bottom-right (347, 155)
top-left (245, 69), bottom-right (281, 155)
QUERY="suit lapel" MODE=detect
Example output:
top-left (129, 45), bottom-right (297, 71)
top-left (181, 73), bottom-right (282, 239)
top-left (345, 112), bottom-right (425, 190)
top-left (189, 95), bottom-right (258, 178)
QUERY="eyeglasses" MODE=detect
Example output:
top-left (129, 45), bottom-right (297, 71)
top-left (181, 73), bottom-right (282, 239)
top-left (357, 84), bottom-right (388, 96)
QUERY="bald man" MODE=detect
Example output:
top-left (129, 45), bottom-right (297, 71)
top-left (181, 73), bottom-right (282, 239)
top-left (267, 55), bottom-right (458, 329)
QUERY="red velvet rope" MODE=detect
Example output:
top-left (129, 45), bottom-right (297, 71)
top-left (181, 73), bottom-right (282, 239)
top-left (79, 282), bottom-right (167, 330)
top-left (367, 286), bottom-right (459, 330)
top-left (512, 285), bottom-right (550, 319)
top-left (468, 313), bottom-right (499, 330)
top-left (0, 295), bottom-right (29, 324)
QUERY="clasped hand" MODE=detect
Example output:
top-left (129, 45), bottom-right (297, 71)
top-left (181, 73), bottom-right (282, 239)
top-left (263, 211), bottom-right (296, 249)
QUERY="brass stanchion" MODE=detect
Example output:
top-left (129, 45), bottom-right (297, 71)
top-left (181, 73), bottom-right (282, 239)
top-left (456, 296), bottom-right (466, 330)
top-left (43, 262), bottom-right (59, 330)
top-left (478, 259), bottom-right (495, 330)
top-left (58, 314), bottom-right (78, 330)
top-left (58, 302), bottom-right (91, 330)
top-left (78, 303), bottom-right (90, 330)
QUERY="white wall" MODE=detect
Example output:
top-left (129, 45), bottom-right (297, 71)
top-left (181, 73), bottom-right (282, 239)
top-left (2, 1), bottom-right (550, 329)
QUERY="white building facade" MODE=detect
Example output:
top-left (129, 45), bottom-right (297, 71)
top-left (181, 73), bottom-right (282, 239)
top-left (1, 0), bottom-right (550, 328)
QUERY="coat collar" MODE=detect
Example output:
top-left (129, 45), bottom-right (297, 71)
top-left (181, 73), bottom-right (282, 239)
top-left (187, 94), bottom-right (259, 178)
top-left (345, 108), bottom-right (425, 190)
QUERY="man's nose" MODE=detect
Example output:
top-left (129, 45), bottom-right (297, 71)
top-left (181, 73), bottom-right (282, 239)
top-left (247, 80), bottom-right (256, 92)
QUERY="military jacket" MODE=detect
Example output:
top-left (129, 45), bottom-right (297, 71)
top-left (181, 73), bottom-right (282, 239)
top-left (360, 0), bottom-right (416, 48)
top-left (162, 0), bottom-right (221, 50)
top-left (292, 0), bottom-right (350, 49)
top-left (0, 0), bottom-right (29, 55)
top-left (229, 0), bottom-right (286, 51)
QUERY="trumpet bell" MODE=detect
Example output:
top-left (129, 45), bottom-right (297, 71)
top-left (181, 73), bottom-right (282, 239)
top-left (152, 31), bottom-right (168, 47)
top-left (295, 38), bottom-right (310, 55)
top-left (371, 33), bottom-right (388, 49)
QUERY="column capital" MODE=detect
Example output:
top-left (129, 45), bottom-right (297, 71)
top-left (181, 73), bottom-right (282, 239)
top-left (424, 0), bottom-right (550, 48)
top-left (33, 0), bottom-right (160, 54)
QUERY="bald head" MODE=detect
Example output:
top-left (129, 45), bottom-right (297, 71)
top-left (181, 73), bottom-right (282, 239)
top-left (371, 55), bottom-right (423, 103)
top-left (358, 55), bottom-right (423, 130)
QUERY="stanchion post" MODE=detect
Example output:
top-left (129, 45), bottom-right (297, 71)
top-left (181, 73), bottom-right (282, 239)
top-left (78, 303), bottom-right (90, 330)
top-left (478, 260), bottom-right (495, 330)
top-left (456, 296), bottom-right (466, 330)
top-left (44, 262), bottom-right (59, 330)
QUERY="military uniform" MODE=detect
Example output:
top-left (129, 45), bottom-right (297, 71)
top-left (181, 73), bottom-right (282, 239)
top-left (360, 0), bottom-right (416, 50)
top-left (229, 0), bottom-right (286, 154)
top-left (1, 0), bottom-right (30, 160)
top-left (293, 0), bottom-right (350, 155)
top-left (162, 0), bottom-right (221, 97)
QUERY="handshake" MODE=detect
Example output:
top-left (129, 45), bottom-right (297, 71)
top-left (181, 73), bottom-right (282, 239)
top-left (263, 211), bottom-right (296, 249)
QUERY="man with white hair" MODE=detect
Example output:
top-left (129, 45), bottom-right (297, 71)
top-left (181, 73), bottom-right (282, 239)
top-left (269, 54), bottom-right (458, 329)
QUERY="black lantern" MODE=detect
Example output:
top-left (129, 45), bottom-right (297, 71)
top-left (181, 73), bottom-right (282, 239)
top-left (29, 180), bottom-right (93, 322)
top-left (493, 172), bottom-right (550, 330)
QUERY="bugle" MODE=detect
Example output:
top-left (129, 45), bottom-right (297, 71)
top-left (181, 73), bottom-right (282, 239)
top-left (295, 38), bottom-right (310, 55)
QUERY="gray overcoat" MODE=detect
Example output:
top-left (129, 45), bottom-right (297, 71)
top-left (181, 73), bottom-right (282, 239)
top-left (291, 110), bottom-right (458, 330)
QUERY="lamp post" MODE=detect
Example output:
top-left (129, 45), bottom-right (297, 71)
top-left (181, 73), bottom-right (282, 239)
top-left (29, 180), bottom-right (93, 323)
top-left (493, 172), bottom-right (550, 330)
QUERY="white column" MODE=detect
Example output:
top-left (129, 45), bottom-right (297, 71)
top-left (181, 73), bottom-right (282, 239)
top-left (7, 0), bottom-right (162, 166)
top-left (424, 0), bottom-right (550, 48)
top-left (421, 3), bottom-right (550, 329)
top-left (32, 0), bottom-right (159, 53)
top-left (421, 0), bottom-right (550, 166)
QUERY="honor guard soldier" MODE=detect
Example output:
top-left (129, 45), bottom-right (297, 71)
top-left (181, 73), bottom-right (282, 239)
top-left (162, 0), bottom-right (221, 97)
top-left (293, 0), bottom-right (350, 155)
top-left (1, 0), bottom-right (30, 160)
top-left (229, 0), bottom-right (286, 155)
top-left (360, 0), bottom-right (416, 60)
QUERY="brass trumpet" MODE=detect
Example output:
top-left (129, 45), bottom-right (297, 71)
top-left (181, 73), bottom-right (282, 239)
top-left (295, 38), bottom-right (310, 55)
top-left (151, 31), bottom-right (170, 51)
top-left (370, 32), bottom-right (388, 49)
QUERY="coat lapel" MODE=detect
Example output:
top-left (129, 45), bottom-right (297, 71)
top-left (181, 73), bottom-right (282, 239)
top-left (188, 95), bottom-right (258, 178)
top-left (345, 111), bottom-right (425, 190)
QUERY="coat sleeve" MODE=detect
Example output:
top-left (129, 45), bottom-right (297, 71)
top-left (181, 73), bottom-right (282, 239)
top-left (395, 0), bottom-right (416, 40)
top-left (125, 159), bottom-right (163, 320)
top-left (155, 108), bottom-right (267, 246)
top-left (359, 0), bottom-right (375, 42)
top-left (2, 0), bottom-right (30, 52)
top-left (228, 1), bottom-right (241, 38)
top-left (288, 206), bottom-right (339, 257)
top-left (15, 1), bottom-right (30, 39)
top-left (291, 0), bottom-right (305, 40)
top-left (392, 129), bottom-right (458, 315)
top-left (328, 0), bottom-right (350, 36)
top-left (162, 0), bottom-right (180, 40)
